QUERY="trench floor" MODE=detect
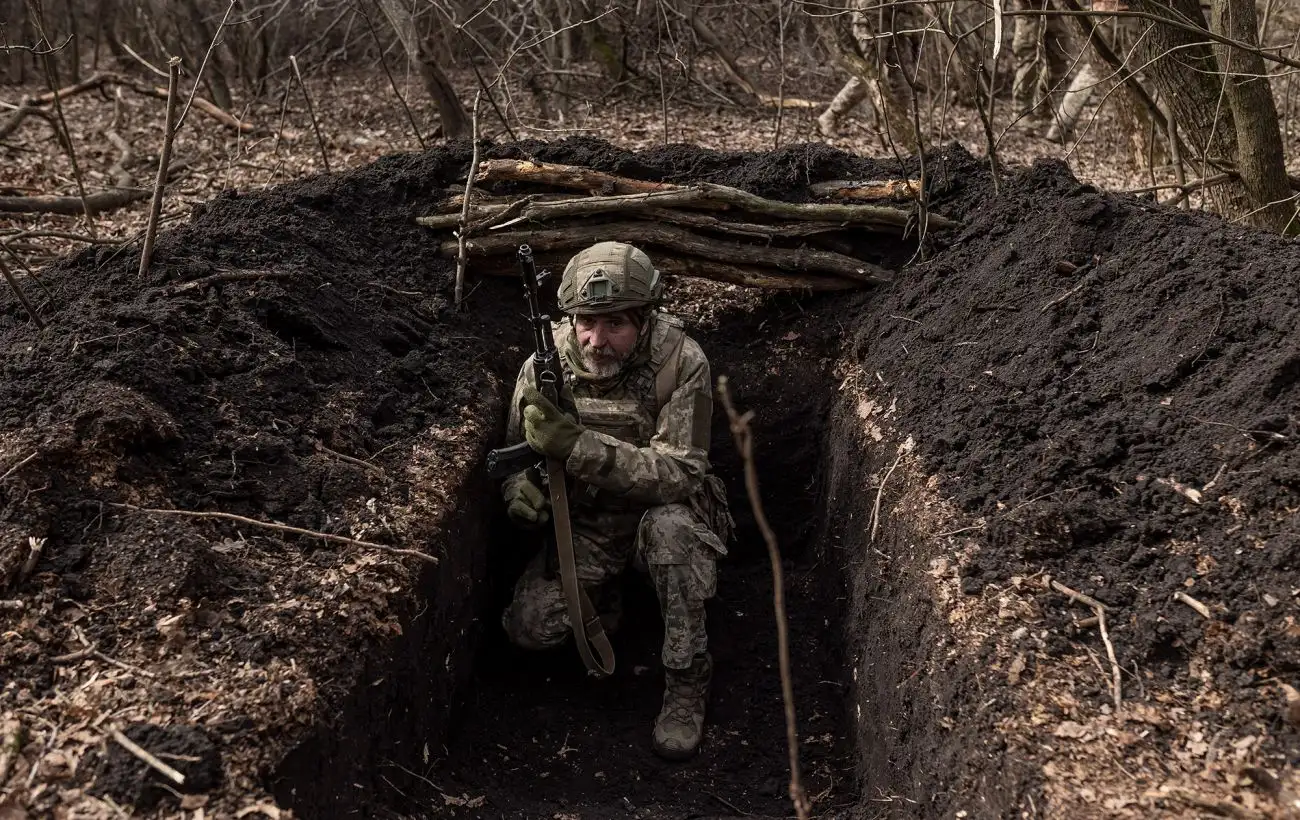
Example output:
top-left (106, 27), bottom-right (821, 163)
top-left (399, 553), bottom-right (855, 819)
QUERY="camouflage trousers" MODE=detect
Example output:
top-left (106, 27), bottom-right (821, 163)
top-left (502, 501), bottom-right (727, 671)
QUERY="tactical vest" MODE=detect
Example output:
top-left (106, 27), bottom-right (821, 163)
top-left (554, 313), bottom-right (688, 510)
top-left (554, 313), bottom-right (687, 443)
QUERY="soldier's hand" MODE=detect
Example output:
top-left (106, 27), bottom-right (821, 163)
top-left (505, 479), bottom-right (550, 529)
top-left (522, 385), bottom-right (583, 461)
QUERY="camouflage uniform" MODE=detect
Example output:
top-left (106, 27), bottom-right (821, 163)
top-left (1011, 0), bottom-right (1101, 141)
top-left (500, 313), bottom-right (732, 672)
top-left (817, 0), bottom-right (923, 148)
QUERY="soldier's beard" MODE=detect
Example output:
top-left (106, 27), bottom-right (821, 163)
top-left (579, 343), bottom-right (629, 380)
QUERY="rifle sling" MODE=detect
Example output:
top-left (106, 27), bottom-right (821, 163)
top-left (547, 458), bottom-right (616, 678)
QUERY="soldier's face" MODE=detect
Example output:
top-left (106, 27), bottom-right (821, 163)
top-left (575, 312), bottom-right (639, 378)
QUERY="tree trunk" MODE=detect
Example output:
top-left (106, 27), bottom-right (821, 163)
top-left (374, 0), bottom-right (469, 138)
top-left (1209, 0), bottom-right (1295, 232)
top-left (179, 0), bottom-right (232, 110)
top-left (1129, 0), bottom-right (1290, 229)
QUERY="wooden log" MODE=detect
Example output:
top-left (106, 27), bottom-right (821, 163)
top-left (0, 101), bottom-right (56, 141)
top-left (438, 221), bottom-right (892, 285)
top-left (418, 188), bottom-right (716, 230)
top-left (475, 159), bottom-right (687, 195)
top-left (691, 181), bottom-right (952, 230)
top-left (422, 194), bottom-right (860, 239)
top-left (473, 251), bottom-right (857, 291)
top-left (0, 188), bottom-right (148, 215)
top-left (654, 256), bottom-right (857, 290)
top-left (809, 179), bottom-right (922, 200)
top-left (471, 160), bottom-right (955, 231)
top-left (640, 209), bottom-right (850, 239)
top-left (21, 72), bottom-right (114, 105)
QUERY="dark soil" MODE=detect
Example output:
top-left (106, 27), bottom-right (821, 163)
top-left (864, 152), bottom-right (1300, 679)
top-left (4, 132), bottom-right (1299, 819)
top-left (89, 723), bottom-right (221, 808)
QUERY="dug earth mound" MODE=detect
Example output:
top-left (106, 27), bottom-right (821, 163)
top-left (1, 138), bottom-right (1298, 819)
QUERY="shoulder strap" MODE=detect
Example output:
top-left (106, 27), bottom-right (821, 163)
top-left (654, 322), bottom-right (687, 411)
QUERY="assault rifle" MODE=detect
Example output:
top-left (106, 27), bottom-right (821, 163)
top-left (485, 245), bottom-right (615, 677)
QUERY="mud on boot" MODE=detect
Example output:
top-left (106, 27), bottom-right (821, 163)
top-left (652, 652), bottom-right (711, 760)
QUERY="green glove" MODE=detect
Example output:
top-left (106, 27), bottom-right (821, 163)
top-left (522, 385), bottom-right (583, 461)
top-left (505, 479), bottom-right (550, 529)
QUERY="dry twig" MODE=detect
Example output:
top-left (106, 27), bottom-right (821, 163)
top-left (139, 57), bottom-right (181, 278)
top-left (109, 729), bottom-right (186, 786)
top-left (111, 503), bottom-right (437, 564)
top-left (290, 55), bottom-right (330, 174)
top-left (1045, 575), bottom-right (1122, 709)
top-left (175, 0), bottom-right (237, 133)
top-left (870, 443), bottom-right (910, 543)
top-left (716, 376), bottom-right (810, 820)
top-left (26, 0), bottom-right (97, 238)
top-left (1174, 591), bottom-right (1212, 618)
top-left (455, 92), bottom-right (482, 310)
top-left (0, 254), bottom-right (44, 329)
top-left (315, 441), bottom-right (386, 477)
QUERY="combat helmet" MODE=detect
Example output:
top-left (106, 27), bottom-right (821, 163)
top-left (557, 241), bottom-right (662, 315)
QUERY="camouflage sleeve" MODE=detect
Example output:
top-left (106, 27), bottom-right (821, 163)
top-left (565, 338), bottom-right (712, 504)
top-left (501, 357), bottom-right (538, 502)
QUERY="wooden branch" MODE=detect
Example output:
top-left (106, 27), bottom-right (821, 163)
top-left (1045, 575), bottom-right (1121, 709)
top-left (109, 729), bottom-right (186, 786)
top-left (290, 55), bottom-right (330, 173)
top-left (439, 221), bottom-right (892, 285)
top-left (689, 13), bottom-right (764, 103)
top-left (419, 188), bottom-right (715, 230)
top-left (471, 161), bottom-right (952, 231)
top-left (19, 71), bottom-right (113, 105)
top-left (638, 208), bottom-right (850, 239)
top-left (472, 251), bottom-right (857, 291)
top-left (27, 0), bottom-right (96, 237)
top-left (0, 100), bottom-right (55, 141)
top-left (0, 188), bottom-right (148, 215)
top-left (139, 58), bottom-right (180, 278)
top-left (175, 0), bottom-right (237, 132)
top-left (693, 181), bottom-right (947, 230)
top-left (2, 71), bottom-right (260, 138)
top-left (118, 77), bottom-right (254, 135)
top-left (475, 159), bottom-right (684, 195)
top-left (455, 92), bottom-right (481, 310)
top-left (112, 503), bottom-right (438, 564)
top-left (809, 179), bottom-right (922, 200)
top-left (0, 250), bottom-right (45, 328)
top-left (716, 376), bottom-right (812, 820)
top-left (651, 256), bottom-right (858, 290)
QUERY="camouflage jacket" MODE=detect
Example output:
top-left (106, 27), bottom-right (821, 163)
top-left (502, 312), bottom-right (714, 509)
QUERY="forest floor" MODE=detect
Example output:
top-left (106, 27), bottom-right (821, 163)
top-left (0, 60), bottom-right (1268, 269)
top-left (2, 65), bottom-right (1300, 820)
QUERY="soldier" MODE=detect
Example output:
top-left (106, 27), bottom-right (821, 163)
top-left (1010, 0), bottom-right (1101, 142)
top-left (498, 241), bottom-right (733, 761)
top-left (816, 0), bottom-right (923, 149)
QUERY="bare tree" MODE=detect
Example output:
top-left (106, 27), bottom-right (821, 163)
top-left (1128, 0), bottom-right (1295, 231)
top-left (374, 0), bottom-right (469, 138)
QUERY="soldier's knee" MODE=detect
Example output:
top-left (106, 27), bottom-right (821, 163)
top-left (640, 504), bottom-right (721, 602)
top-left (640, 504), bottom-right (698, 561)
top-left (501, 580), bottom-right (569, 651)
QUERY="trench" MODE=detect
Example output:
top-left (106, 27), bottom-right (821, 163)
top-left (270, 289), bottom-right (1001, 819)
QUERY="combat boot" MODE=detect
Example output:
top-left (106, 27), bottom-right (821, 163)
top-left (652, 652), bottom-right (712, 760)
